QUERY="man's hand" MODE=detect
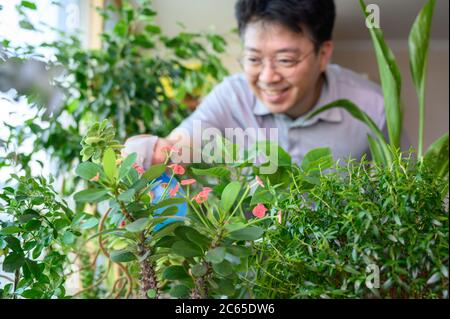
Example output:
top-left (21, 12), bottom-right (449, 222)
top-left (123, 130), bottom-right (191, 169)
top-left (152, 137), bottom-right (175, 164)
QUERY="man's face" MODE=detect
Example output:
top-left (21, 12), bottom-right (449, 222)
top-left (242, 21), bottom-right (332, 118)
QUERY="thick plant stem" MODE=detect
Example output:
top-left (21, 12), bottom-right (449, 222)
top-left (191, 229), bottom-right (224, 299)
top-left (138, 233), bottom-right (159, 299)
top-left (191, 274), bottom-right (209, 299)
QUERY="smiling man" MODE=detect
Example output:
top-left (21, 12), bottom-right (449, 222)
top-left (124, 0), bottom-right (389, 169)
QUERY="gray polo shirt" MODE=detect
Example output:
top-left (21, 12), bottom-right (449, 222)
top-left (174, 64), bottom-right (385, 164)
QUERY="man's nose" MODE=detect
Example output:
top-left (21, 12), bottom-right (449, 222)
top-left (258, 61), bottom-right (282, 83)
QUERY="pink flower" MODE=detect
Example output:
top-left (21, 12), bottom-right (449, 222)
top-left (192, 187), bottom-right (213, 204)
top-left (169, 183), bottom-right (180, 198)
top-left (132, 163), bottom-right (145, 175)
top-left (181, 179), bottom-right (197, 186)
top-left (90, 172), bottom-right (100, 182)
top-left (120, 220), bottom-right (126, 228)
top-left (168, 164), bottom-right (185, 175)
top-left (252, 204), bottom-right (267, 219)
top-left (255, 175), bottom-right (265, 188)
top-left (277, 210), bottom-right (282, 224)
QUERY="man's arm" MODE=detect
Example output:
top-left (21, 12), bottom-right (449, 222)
top-left (123, 75), bottom-right (242, 168)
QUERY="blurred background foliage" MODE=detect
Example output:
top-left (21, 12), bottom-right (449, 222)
top-left (0, 0), bottom-right (229, 184)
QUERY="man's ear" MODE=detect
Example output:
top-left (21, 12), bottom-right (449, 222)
top-left (319, 41), bottom-right (334, 72)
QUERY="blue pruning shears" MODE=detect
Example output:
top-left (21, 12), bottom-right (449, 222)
top-left (151, 172), bottom-right (187, 231)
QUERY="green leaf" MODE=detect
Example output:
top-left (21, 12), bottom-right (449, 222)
top-left (80, 217), bottom-right (99, 230)
top-left (118, 189), bottom-right (136, 202)
top-left (0, 226), bottom-right (22, 235)
top-left (110, 250), bottom-right (136, 263)
top-left (146, 289), bottom-right (157, 298)
top-left (114, 19), bottom-right (128, 37)
top-left (157, 206), bottom-right (178, 217)
top-left (18, 210), bottom-right (40, 223)
top-left (250, 187), bottom-right (274, 206)
top-left (119, 152), bottom-right (137, 180)
top-left (171, 241), bottom-right (203, 257)
top-left (367, 134), bottom-right (386, 166)
top-left (214, 278), bottom-right (235, 296)
top-left (62, 231), bottom-right (76, 245)
top-left (256, 141), bottom-right (292, 168)
top-left (163, 265), bottom-right (189, 280)
top-left (73, 189), bottom-right (109, 203)
top-left (152, 222), bottom-right (183, 241)
top-left (169, 285), bottom-right (190, 298)
top-left (301, 147), bottom-right (334, 173)
top-left (205, 247), bottom-right (226, 264)
top-left (154, 236), bottom-right (178, 248)
top-left (145, 25), bottom-right (161, 34)
top-left (423, 133), bottom-right (449, 179)
top-left (75, 162), bottom-right (102, 180)
top-left (25, 259), bottom-right (41, 280)
top-left (20, 1), bottom-right (36, 10)
top-left (212, 260), bottom-right (233, 277)
top-left (4, 237), bottom-right (22, 253)
top-left (228, 226), bottom-right (264, 241)
top-left (24, 220), bottom-right (40, 232)
top-left (125, 218), bottom-right (148, 232)
top-left (220, 181), bottom-right (242, 213)
top-left (102, 148), bottom-right (117, 181)
top-left (191, 263), bottom-right (207, 277)
top-left (142, 164), bottom-right (166, 181)
top-left (191, 166), bottom-right (230, 177)
top-left (360, 0), bottom-right (402, 149)
top-left (154, 198), bottom-right (186, 210)
top-left (142, 8), bottom-right (157, 16)
top-left (3, 253), bottom-right (25, 273)
top-left (185, 229), bottom-right (210, 249)
top-left (307, 99), bottom-right (391, 165)
top-left (409, 0), bottom-right (436, 157)
top-left (21, 288), bottom-right (42, 299)
top-left (427, 272), bottom-right (441, 285)
top-left (226, 246), bottom-right (252, 258)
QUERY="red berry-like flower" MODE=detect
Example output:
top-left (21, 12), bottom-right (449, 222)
top-left (252, 204), bottom-right (267, 219)
top-left (181, 179), bottom-right (196, 186)
top-left (169, 183), bottom-right (180, 198)
top-left (192, 187), bottom-right (213, 204)
top-left (168, 164), bottom-right (185, 175)
top-left (255, 175), bottom-right (265, 188)
top-left (132, 163), bottom-right (145, 175)
top-left (90, 173), bottom-right (100, 182)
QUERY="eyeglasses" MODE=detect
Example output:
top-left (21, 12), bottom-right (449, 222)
top-left (239, 49), bottom-right (316, 77)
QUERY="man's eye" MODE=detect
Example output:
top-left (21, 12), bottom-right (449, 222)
top-left (245, 57), bottom-right (261, 64)
top-left (276, 59), bottom-right (296, 67)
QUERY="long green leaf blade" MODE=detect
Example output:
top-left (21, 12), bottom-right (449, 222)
top-left (408, 0), bottom-right (436, 158)
top-left (359, 0), bottom-right (403, 149)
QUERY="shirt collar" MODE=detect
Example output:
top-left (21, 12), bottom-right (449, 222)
top-left (252, 66), bottom-right (343, 126)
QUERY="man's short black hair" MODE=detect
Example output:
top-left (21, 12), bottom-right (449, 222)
top-left (235, 0), bottom-right (336, 49)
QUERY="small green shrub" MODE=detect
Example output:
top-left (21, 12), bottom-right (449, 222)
top-left (0, 175), bottom-right (75, 298)
top-left (253, 153), bottom-right (448, 298)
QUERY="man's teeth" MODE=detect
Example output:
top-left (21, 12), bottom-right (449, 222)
top-left (263, 89), bottom-right (287, 96)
